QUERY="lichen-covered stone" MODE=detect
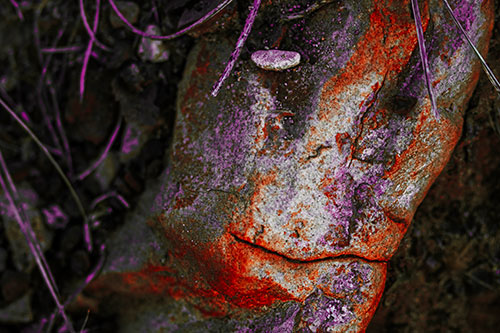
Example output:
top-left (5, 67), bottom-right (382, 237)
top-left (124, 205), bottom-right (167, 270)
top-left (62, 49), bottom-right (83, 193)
top-left (86, 0), bottom-right (494, 331)
top-left (138, 25), bottom-right (170, 63)
top-left (1, 185), bottom-right (52, 272)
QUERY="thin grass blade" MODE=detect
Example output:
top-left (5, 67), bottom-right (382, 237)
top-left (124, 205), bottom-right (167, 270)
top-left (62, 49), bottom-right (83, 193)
top-left (0, 97), bottom-right (89, 247)
top-left (80, 0), bottom-right (102, 102)
top-left (411, 0), bottom-right (439, 119)
top-left (442, 0), bottom-right (500, 95)
top-left (0, 154), bottom-right (61, 297)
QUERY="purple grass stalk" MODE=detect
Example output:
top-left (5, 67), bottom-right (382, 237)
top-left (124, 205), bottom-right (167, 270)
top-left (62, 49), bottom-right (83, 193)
top-left (84, 222), bottom-right (92, 253)
top-left (80, 0), bottom-right (101, 102)
top-left (152, 0), bottom-right (160, 25)
top-left (8, 0), bottom-right (24, 21)
top-left (33, 5), bottom-right (45, 65)
top-left (90, 191), bottom-right (129, 209)
top-left (79, 0), bottom-right (111, 51)
top-left (76, 116), bottom-right (122, 181)
top-left (211, 0), bottom-right (261, 97)
top-left (0, 151), bottom-right (61, 300)
top-left (49, 85), bottom-right (74, 175)
top-left (36, 88), bottom-right (63, 153)
top-left (411, 0), bottom-right (439, 119)
top-left (41, 46), bottom-right (84, 54)
top-left (70, 244), bottom-right (105, 300)
top-left (108, 0), bottom-right (234, 40)
top-left (442, 0), bottom-right (500, 95)
top-left (0, 152), bottom-right (75, 333)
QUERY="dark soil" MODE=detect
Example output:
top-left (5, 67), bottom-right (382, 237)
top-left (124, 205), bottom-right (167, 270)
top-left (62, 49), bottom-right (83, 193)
top-left (0, 0), bottom-right (498, 332)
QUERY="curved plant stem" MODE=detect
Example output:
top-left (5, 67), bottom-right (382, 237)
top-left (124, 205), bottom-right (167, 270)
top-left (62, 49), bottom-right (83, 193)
top-left (411, 0), bottom-right (439, 119)
top-left (76, 116), bottom-right (122, 182)
top-left (0, 97), bottom-right (89, 249)
top-left (107, 0), bottom-right (234, 40)
top-left (211, 0), bottom-right (261, 97)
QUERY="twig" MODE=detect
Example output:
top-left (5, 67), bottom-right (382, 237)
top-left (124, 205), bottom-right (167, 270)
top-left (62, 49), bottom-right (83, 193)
top-left (107, 0), bottom-right (234, 40)
top-left (74, 115), bottom-right (121, 250)
top-left (79, 0), bottom-right (111, 51)
top-left (90, 191), bottom-right (129, 210)
top-left (80, 0), bottom-right (102, 102)
top-left (41, 46), bottom-right (84, 54)
top-left (211, 0), bottom-right (262, 97)
top-left (411, 0), bottom-right (439, 119)
top-left (442, 0), bottom-right (500, 95)
top-left (0, 151), bottom-right (75, 333)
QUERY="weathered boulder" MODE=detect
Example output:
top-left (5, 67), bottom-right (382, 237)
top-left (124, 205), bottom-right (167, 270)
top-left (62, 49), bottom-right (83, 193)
top-left (86, 0), bottom-right (494, 331)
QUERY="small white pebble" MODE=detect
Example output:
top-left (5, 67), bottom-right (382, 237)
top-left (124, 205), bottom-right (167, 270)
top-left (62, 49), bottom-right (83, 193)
top-left (251, 50), bottom-right (301, 71)
top-left (138, 25), bottom-right (169, 63)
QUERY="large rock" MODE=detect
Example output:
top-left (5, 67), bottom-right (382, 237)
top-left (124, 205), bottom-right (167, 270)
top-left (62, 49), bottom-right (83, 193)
top-left (86, 0), bottom-right (494, 331)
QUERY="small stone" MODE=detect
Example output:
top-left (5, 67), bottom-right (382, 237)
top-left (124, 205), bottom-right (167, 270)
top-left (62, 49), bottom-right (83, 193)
top-left (1, 185), bottom-right (53, 272)
top-left (109, 1), bottom-right (140, 29)
top-left (120, 122), bottom-right (145, 163)
top-left (138, 26), bottom-right (170, 63)
top-left (251, 50), bottom-right (301, 71)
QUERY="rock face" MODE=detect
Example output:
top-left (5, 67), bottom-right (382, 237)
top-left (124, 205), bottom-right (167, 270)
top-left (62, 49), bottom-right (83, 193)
top-left (86, 0), bottom-right (494, 331)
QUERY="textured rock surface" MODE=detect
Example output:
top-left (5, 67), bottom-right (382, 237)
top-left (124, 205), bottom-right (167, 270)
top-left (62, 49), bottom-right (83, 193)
top-left (86, 0), bottom-right (494, 331)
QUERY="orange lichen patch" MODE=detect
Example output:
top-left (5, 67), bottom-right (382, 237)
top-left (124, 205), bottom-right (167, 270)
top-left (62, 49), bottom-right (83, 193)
top-left (318, 0), bottom-right (421, 122)
top-left (356, 266), bottom-right (387, 331)
top-left (172, 190), bottom-right (198, 209)
top-left (165, 230), bottom-right (301, 311)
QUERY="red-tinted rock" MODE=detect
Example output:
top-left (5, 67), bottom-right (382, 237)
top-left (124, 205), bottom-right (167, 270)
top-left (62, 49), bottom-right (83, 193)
top-left (86, 0), bottom-right (494, 331)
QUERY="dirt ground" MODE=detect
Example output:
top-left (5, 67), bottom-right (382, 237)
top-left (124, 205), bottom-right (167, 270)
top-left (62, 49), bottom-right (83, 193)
top-left (0, 0), bottom-right (499, 332)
